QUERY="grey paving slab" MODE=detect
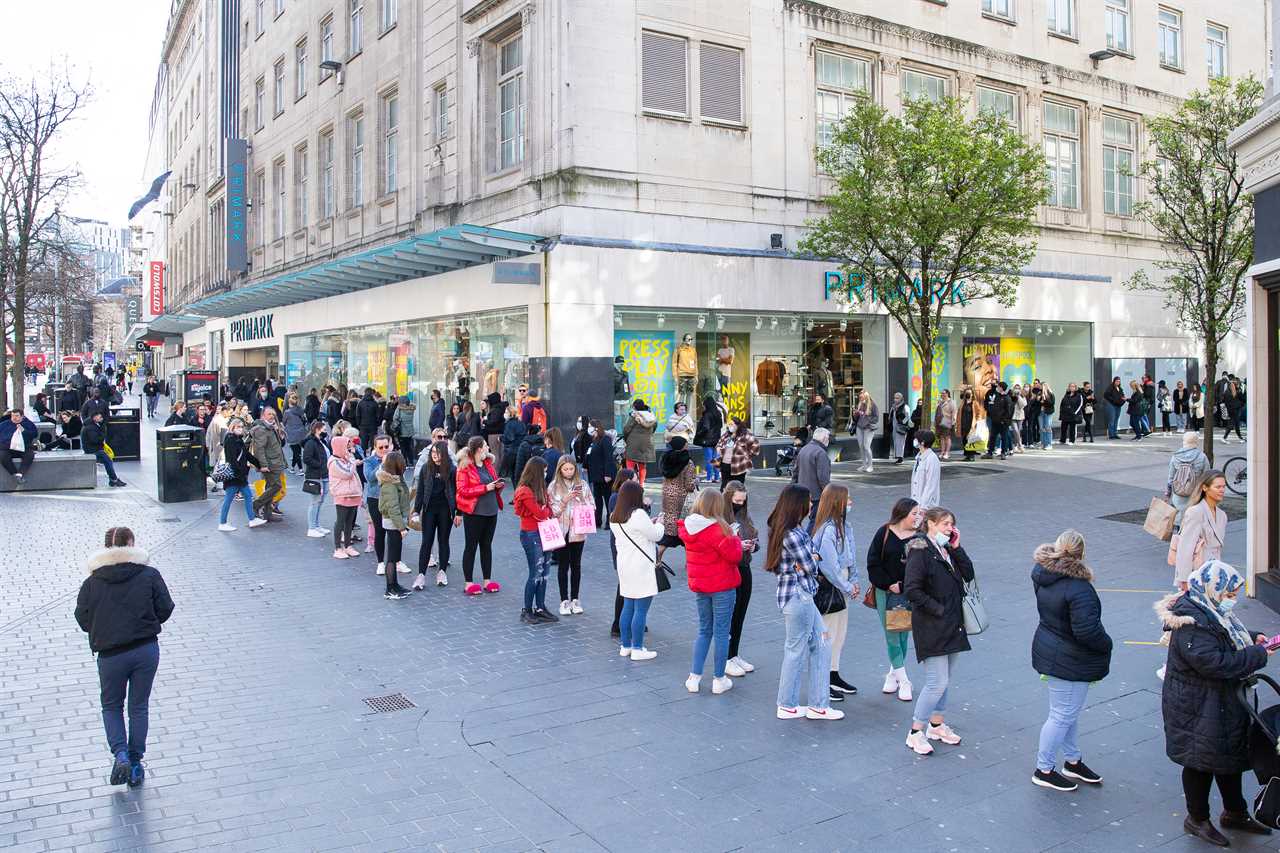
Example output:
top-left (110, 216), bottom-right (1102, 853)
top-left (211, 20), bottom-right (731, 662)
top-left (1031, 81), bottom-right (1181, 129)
top-left (0, 415), bottom-right (1275, 852)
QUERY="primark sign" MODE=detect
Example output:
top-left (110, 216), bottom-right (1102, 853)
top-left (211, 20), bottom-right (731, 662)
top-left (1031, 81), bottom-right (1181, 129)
top-left (229, 313), bottom-right (275, 344)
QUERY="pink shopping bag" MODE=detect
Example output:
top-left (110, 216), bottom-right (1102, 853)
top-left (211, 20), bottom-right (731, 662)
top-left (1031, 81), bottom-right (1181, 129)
top-left (570, 504), bottom-right (597, 536)
top-left (538, 518), bottom-right (566, 551)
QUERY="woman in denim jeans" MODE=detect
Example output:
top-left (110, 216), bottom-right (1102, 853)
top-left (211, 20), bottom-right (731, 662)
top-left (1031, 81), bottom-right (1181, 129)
top-left (1030, 530), bottom-right (1112, 792)
top-left (512, 458), bottom-right (559, 624)
top-left (765, 485), bottom-right (843, 721)
top-left (904, 506), bottom-right (974, 754)
top-left (1038, 384), bottom-right (1056, 449)
top-left (679, 490), bottom-right (743, 696)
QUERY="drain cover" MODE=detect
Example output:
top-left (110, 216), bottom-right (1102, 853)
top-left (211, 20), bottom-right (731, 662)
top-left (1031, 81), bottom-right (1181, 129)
top-left (363, 693), bottom-right (416, 713)
top-left (157, 517), bottom-right (181, 523)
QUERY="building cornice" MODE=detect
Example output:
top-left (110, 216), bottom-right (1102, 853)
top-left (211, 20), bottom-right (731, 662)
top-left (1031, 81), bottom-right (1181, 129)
top-left (160, 0), bottom-right (195, 63)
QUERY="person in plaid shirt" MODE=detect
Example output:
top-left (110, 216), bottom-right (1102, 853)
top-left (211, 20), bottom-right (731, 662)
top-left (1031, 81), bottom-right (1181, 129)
top-left (765, 485), bottom-right (843, 722)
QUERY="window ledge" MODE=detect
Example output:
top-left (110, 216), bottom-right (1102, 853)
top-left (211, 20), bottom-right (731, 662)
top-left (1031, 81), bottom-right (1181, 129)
top-left (274, 109), bottom-right (285, 119)
top-left (1108, 49), bottom-right (1135, 60)
top-left (378, 23), bottom-right (397, 40)
top-left (294, 92), bottom-right (307, 104)
top-left (1048, 30), bottom-right (1079, 44)
top-left (641, 109), bottom-right (692, 124)
top-left (377, 191), bottom-right (397, 205)
top-left (1160, 62), bottom-right (1186, 74)
top-left (701, 117), bottom-right (748, 131)
top-left (347, 50), bottom-right (362, 63)
top-left (981, 12), bottom-right (1016, 26)
top-left (487, 165), bottom-right (523, 181)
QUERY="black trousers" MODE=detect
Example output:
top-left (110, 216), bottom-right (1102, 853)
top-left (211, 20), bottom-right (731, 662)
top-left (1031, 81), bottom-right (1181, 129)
top-left (289, 443), bottom-right (303, 468)
top-left (333, 504), bottom-right (357, 549)
top-left (384, 529), bottom-right (403, 591)
top-left (592, 480), bottom-right (610, 528)
top-left (1081, 416), bottom-right (1094, 441)
top-left (366, 499), bottom-right (386, 562)
top-left (1182, 768), bottom-right (1246, 821)
top-left (462, 513), bottom-right (497, 582)
top-left (418, 499), bottom-right (452, 574)
top-left (1224, 414), bottom-right (1244, 440)
top-left (1062, 422), bottom-right (1077, 443)
top-left (718, 466), bottom-right (746, 490)
top-left (557, 541), bottom-right (585, 602)
top-left (727, 562), bottom-right (753, 659)
top-left (1025, 413), bottom-right (1041, 445)
top-left (0, 447), bottom-right (35, 477)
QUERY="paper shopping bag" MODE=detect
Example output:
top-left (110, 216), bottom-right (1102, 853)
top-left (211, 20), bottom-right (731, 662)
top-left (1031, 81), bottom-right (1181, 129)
top-left (570, 504), bottom-right (597, 536)
top-left (538, 518), bottom-right (566, 551)
top-left (1143, 496), bottom-right (1176, 542)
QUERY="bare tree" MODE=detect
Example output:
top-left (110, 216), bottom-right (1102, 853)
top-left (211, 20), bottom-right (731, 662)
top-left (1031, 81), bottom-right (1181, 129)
top-left (0, 70), bottom-right (87, 408)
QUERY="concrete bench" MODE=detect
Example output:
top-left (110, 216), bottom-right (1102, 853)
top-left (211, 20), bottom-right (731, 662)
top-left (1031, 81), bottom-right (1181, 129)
top-left (0, 452), bottom-right (97, 492)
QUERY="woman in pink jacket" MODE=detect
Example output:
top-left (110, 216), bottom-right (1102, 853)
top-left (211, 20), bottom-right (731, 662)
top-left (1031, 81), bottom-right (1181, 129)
top-left (328, 435), bottom-right (364, 559)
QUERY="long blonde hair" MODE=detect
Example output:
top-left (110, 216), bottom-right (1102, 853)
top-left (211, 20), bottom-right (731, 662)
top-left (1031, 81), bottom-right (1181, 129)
top-left (812, 483), bottom-right (849, 547)
top-left (549, 453), bottom-right (586, 500)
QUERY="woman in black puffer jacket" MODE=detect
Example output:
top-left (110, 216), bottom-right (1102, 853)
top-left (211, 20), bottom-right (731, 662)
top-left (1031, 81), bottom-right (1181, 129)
top-left (1030, 530), bottom-right (1112, 792)
top-left (1157, 560), bottom-right (1272, 845)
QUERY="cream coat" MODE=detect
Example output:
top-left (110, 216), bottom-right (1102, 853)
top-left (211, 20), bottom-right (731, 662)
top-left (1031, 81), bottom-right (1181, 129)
top-left (613, 508), bottom-right (663, 599)
top-left (1174, 500), bottom-right (1227, 584)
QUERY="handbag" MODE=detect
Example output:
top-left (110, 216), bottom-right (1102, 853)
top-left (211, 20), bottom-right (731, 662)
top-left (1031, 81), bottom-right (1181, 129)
top-left (885, 606), bottom-right (912, 632)
top-left (407, 512), bottom-right (422, 532)
top-left (538, 517), bottom-right (566, 551)
top-left (962, 576), bottom-right (989, 635)
top-left (1167, 514), bottom-right (1219, 568)
top-left (211, 462), bottom-right (234, 483)
top-left (570, 503), bottom-right (597, 536)
top-left (863, 526), bottom-right (893, 609)
top-left (302, 478), bottom-right (322, 495)
top-left (618, 523), bottom-right (674, 593)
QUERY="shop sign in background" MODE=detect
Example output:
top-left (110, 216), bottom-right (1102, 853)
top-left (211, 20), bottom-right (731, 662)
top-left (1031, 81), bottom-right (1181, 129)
top-left (999, 337), bottom-right (1037, 387)
top-left (697, 332), bottom-right (752, 424)
top-left (908, 336), bottom-right (949, 409)
top-left (615, 330), bottom-right (675, 433)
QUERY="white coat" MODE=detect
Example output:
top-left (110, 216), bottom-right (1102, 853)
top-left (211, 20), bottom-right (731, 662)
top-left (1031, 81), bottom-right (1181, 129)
top-left (910, 448), bottom-right (941, 510)
top-left (613, 508), bottom-right (664, 599)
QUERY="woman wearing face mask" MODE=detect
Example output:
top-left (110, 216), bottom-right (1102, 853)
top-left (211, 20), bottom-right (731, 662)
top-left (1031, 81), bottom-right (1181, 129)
top-left (584, 419), bottom-right (617, 529)
top-left (811, 484), bottom-right (861, 702)
top-left (722, 481), bottom-right (758, 678)
top-left (958, 389), bottom-right (977, 462)
top-left (571, 415), bottom-right (592, 465)
top-left (549, 455), bottom-right (593, 614)
top-left (715, 417), bottom-right (760, 489)
top-left (411, 441), bottom-right (458, 590)
top-left (658, 435), bottom-right (698, 567)
top-left (1158, 561), bottom-right (1273, 845)
top-left (611, 480), bottom-right (663, 660)
top-left (217, 418), bottom-right (268, 531)
top-left (866, 498), bottom-right (921, 701)
top-left (694, 395), bottom-right (724, 483)
top-left (903, 506), bottom-right (975, 755)
top-left (327, 434), bottom-right (363, 558)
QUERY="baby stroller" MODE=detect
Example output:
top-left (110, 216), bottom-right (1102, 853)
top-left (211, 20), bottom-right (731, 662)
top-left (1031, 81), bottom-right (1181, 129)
top-left (1239, 673), bottom-right (1280, 827)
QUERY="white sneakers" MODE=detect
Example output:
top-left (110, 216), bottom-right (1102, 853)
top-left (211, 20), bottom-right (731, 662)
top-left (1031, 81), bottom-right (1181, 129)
top-left (629, 648), bottom-right (657, 661)
top-left (570, 599), bottom-right (584, 614)
top-left (927, 723), bottom-right (962, 745)
top-left (686, 674), bottom-right (733, 693)
top-left (805, 706), bottom-right (844, 721)
top-left (685, 674), bottom-right (702, 693)
top-left (306, 528), bottom-right (326, 538)
top-left (559, 600), bottom-right (572, 616)
top-left (376, 562), bottom-right (386, 576)
top-left (619, 645), bottom-right (632, 657)
top-left (711, 676), bottom-right (733, 695)
top-left (218, 523), bottom-right (236, 532)
top-left (896, 670), bottom-right (913, 702)
top-left (412, 574), bottom-right (427, 590)
top-left (435, 569), bottom-right (448, 587)
top-left (332, 549), bottom-right (349, 560)
top-left (777, 705), bottom-right (806, 720)
top-left (396, 562), bottom-right (411, 574)
top-left (248, 518), bottom-right (267, 528)
top-left (725, 656), bottom-right (754, 677)
top-left (906, 729), bottom-right (934, 755)
top-left (882, 669), bottom-right (898, 694)
top-left (429, 554), bottom-right (439, 567)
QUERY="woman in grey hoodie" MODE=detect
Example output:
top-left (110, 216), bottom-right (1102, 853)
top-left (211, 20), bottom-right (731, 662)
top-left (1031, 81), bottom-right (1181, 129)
top-left (282, 394), bottom-right (308, 472)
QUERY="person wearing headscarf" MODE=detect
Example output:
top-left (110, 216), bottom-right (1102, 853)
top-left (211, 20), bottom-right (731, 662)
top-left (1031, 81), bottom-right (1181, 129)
top-left (658, 435), bottom-right (698, 568)
top-left (1156, 560), bottom-right (1273, 845)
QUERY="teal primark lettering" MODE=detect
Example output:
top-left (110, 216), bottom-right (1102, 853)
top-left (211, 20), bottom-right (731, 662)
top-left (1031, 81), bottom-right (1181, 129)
top-left (823, 271), bottom-right (967, 307)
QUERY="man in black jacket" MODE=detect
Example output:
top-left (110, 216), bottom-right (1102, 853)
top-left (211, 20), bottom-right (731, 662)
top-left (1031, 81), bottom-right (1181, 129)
top-left (983, 384), bottom-right (1008, 459)
top-left (81, 388), bottom-right (110, 425)
top-left (82, 411), bottom-right (125, 486)
top-left (806, 394), bottom-right (834, 432)
top-left (356, 388), bottom-right (381, 451)
top-left (1102, 377), bottom-right (1126, 439)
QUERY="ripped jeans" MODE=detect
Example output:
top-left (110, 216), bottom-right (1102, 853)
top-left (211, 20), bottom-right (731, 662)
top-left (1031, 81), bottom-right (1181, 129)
top-left (776, 593), bottom-right (832, 710)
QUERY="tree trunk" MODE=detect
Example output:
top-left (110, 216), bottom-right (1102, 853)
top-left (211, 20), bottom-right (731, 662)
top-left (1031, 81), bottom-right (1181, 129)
top-left (0, 284), bottom-right (7, 410)
top-left (9, 276), bottom-right (23, 411)
top-left (1202, 347), bottom-right (1217, 466)
top-left (920, 345), bottom-right (934, 424)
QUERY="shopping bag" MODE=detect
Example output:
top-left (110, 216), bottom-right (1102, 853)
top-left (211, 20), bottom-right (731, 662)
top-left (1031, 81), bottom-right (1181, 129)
top-left (538, 517), bottom-right (566, 551)
top-left (885, 607), bottom-right (912, 632)
top-left (1143, 496), bottom-right (1176, 542)
top-left (570, 503), bottom-right (597, 536)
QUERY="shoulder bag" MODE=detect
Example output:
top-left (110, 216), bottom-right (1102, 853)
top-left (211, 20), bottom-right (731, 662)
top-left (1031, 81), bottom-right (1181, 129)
top-left (962, 575), bottom-right (989, 635)
top-left (211, 462), bottom-right (235, 483)
top-left (303, 479), bottom-right (322, 495)
top-left (618, 523), bottom-right (674, 593)
top-left (863, 526), bottom-right (892, 609)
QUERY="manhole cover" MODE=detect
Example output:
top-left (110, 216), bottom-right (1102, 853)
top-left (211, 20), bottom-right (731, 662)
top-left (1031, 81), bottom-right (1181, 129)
top-left (363, 693), bottom-right (416, 713)
top-left (156, 517), bottom-right (181, 523)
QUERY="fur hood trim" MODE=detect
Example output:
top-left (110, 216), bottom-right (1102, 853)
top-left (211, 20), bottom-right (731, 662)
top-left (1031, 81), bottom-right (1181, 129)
top-left (631, 409), bottom-right (658, 428)
top-left (905, 536), bottom-right (931, 552)
top-left (1154, 593), bottom-right (1196, 630)
top-left (86, 546), bottom-right (150, 574)
top-left (1033, 545), bottom-right (1094, 581)
top-left (376, 468), bottom-right (403, 486)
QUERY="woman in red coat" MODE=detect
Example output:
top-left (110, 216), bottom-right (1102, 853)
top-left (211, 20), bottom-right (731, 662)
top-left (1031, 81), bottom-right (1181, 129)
top-left (455, 436), bottom-right (505, 596)
top-left (679, 490), bottom-right (743, 696)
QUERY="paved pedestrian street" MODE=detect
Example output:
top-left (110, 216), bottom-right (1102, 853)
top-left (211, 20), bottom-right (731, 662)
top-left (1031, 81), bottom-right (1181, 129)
top-left (1, 417), bottom-right (1274, 852)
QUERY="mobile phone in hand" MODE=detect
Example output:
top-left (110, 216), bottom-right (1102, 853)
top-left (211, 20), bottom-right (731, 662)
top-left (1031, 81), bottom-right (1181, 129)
top-left (1267, 634), bottom-right (1280, 651)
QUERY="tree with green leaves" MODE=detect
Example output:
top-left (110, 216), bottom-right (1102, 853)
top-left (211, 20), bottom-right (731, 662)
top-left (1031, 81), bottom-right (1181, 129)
top-left (799, 95), bottom-right (1048, 421)
top-left (1126, 75), bottom-right (1261, 463)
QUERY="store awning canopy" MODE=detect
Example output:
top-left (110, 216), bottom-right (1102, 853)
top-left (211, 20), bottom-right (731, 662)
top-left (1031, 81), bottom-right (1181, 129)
top-left (182, 224), bottom-right (544, 319)
top-left (138, 314), bottom-right (206, 336)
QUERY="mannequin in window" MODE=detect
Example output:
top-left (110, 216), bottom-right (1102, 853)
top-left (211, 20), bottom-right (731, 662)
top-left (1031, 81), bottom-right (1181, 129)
top-left (716, 335), bottom-right (734, 391)
top-left (674, 333), bottom-right (698, 410)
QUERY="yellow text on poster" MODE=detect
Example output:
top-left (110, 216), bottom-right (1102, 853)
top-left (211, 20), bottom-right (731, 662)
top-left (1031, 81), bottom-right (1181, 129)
top-left (1000, 337), bottom-right (1036, 387)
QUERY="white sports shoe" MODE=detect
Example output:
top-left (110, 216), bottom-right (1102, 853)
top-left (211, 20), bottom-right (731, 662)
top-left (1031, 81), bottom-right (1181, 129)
top-left (733, 656), bottom-right (754, 673)
top-left (927, 723), bottom-right (962, 745)
top-left (248, 518), bottom-right (267, 528)
top-left (776, 705), bottom-right (807, 720)
top-left (570, 599), bottom-right (584, 614)
top-left (882, 670), bottom-right (899, 694)
top-left (218, 523), bottom-right (236, 532)
top-left (411, 574), bottom-right (426, 591)
top-left (306, 529), bottom-right (326, 538)
top-left (429, 554), bottom-right (439, 567)
top-left (724, 659), bottom-right (747, 678)
top-left (559, 600), bottom-right (572, 616)
top-left (896, 673), bottom-right (913, 702)
top-left (619, 645), bottom-right (632, 657)
top-left (435, 569), bottom-right (448, 586)
top-left (711, 676), bottom-right (733, 695)
top-left (396, 562), bottom-right (411, 574)
top-left (376, 562), bottom-right (386, 576)
top-left (630, 648), bottom-right (657, 661)
top-left (906, 729), bottom-right (934, 755)
top-left (685, 674), bottom-right (702, 693)
top-left (805, 706), bottom-right (844, 721)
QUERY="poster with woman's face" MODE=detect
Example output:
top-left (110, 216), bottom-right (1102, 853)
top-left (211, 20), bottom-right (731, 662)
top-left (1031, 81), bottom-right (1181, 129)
top-left (962, 338), bottom-right (1000, 420)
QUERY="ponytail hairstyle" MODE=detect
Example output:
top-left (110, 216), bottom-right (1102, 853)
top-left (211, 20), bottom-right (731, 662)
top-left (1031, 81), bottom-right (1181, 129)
top-left (104, 527), bottom-right (135, 549)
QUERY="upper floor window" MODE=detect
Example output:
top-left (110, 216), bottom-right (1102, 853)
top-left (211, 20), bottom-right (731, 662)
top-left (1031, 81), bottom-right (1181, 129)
top-left (295, 145), bottom-right (308, 229)
top-left (902, 69), bottom-right (947, 103)
top-left (976, 85), bottom-right (1017, 125)
top-left (700, 44), bottom-right (744, 124)
top-left (815, 51), bottom-right (870, 149)
top-left (498, 32), bottom-right (525, 169)
top-left (1159, 8), bottom-right (1183, 70)
top-left (1207, 23), bottom-right (1228, 79)
top-left (295, 39), bottom-right (308, 99)
top-left (273, 59), bottom-right (285, 116)
top-left (348, 111), bottom-right (365, 207)
top-left (641, 31), bottom-right (688, 117)
top-left (254, 0), bottom-right (264, 36)
top-left (981, 0), bottom-right (1013, 23)
top-left (1047, 0), bottom-right (1074, 38)
top-left (272, 159), bottom-right (286, 240)
top-left (253, 77), bottom-right (265, 130)
top-left (320, 14), bottom-right (335, 74)
top-left (382, 92), bottom-right (399, 194)
top-left (319, 129), bottom-right (335, 218)
top-left (434, 83), bottom-right (449, 140)
top-left (349, 0), bottom-right (364, 56)
top-left (1043, 101), bottom-right (1080, 209)
top-left (1102, 115), bottom-right (1136, 216)
top-left (381, 0), bottom-right (396, 32)
top-left (274, 0), bottom-right (284, 16)
top-left (1105, 0), bottom-right (1129, 54)
top-left (254, 170), bottom-right (266, 244)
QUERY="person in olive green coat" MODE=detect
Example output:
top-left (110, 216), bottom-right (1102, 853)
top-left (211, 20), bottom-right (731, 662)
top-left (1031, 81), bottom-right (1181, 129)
top-left (376, 452), bottom-right (414, 599)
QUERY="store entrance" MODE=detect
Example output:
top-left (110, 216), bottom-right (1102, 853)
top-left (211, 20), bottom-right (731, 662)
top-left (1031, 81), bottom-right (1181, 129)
top-left (227, 346), bottom-right (280, 389)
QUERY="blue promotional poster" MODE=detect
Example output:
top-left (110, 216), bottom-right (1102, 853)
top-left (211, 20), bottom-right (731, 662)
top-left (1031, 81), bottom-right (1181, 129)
top-left (615, 330), bottom-right (675, 433)
top-left (908, 337), bottom-right (949, 409)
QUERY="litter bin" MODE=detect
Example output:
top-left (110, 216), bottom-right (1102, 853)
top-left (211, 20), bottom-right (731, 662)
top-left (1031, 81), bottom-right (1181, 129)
top-left (107, 406), bottom-right (142, 461)
top-left (156, 425), bottom-right (206, 503)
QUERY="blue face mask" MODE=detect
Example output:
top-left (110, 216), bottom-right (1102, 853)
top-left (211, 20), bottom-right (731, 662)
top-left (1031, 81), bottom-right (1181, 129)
top-left (1219, 597), bottom-right (1238, 612)
top-left (933, 532), bottom-right (950, 548)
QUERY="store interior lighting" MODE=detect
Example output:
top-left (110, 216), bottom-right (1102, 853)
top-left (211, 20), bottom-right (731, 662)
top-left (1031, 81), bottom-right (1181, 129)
top-left (1016, 325), bottom-right (1023, 335)
top-left (978, 324), bottom-right (986, 335)
top-left (805, 318), bottom-right (815, 331)
top-left (961, 324), bottom-right (968, 335)
top-left (697, 314), bottom-right (706, 330)
top-left (770, 317), bottom-right (779, 332)
top-left (946, 323), bottom-right (954, 334)
top-left (614, 314), bottom-right (622, 327)
top-left (998, 325), bottom-right (1006, 335)
top-left (839, 320), bottom-right (847, 332)
top-left (1058, 326), bottom-right (1065, 336)
top-left (716, 315), bottom-right (726, 330)
top-left (755, 316), bottom-right (763, 330)
top-left (790, 318), bottom-right (799, 333)
top-left (1036, 326), bottom-right (1043, 335)
top-left (657, 313), bottom-right (665, 326)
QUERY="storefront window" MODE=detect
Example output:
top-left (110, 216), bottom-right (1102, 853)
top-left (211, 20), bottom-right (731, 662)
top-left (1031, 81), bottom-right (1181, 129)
top-left (614, 309), bottom-right (886, 437)
top-left (285, 308), bottom-right (529, 436)
top-left (186, 345), bottom-right (207, 369)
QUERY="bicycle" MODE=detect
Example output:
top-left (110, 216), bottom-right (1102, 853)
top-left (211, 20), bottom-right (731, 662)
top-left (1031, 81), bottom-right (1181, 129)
top-left (1222, 455), bottom-right (1247, 497)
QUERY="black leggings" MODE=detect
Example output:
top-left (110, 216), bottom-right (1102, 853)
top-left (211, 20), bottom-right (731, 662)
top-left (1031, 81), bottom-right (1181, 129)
top-left (592, 480), bottom-right (610, 528)
top-left (418, 500), bottom-right (452, 574)
top-left (385, 529), bottom-right (404, 592)
top-left (727, 562), bottom-right (753, 660)
top-left (1061, 422), bottom-right (1077, 443)
top-left (557, 541), bottom-right (585, 602)
top-left (1182, 768), bottom-right (1246, 821)
top-left (719, 467), bottom-right (745, 490)
top-left (366, 500), bottom-right (386, 562)
top-left (462, 513), bottom-right (497, 582)
top-left (334, 505), bottom-right (357, 549)
top-left (290, 443), bottom-right (303, 468)
top-left (1224, 415), bottom-right (1244, 441)
top-left (1081, 416), bottom-right (1094, 441)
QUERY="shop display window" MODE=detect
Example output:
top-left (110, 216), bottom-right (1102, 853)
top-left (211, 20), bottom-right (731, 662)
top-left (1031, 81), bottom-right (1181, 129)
top-left (614, 309), bottom-right (886, 437)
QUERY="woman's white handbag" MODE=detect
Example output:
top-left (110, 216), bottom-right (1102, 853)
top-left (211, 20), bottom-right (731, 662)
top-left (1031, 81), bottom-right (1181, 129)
top-left (962, 577), bottom-right (989, 635)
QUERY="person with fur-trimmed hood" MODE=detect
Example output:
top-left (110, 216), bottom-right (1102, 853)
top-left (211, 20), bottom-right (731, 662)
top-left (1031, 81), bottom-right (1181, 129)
top-left (1030, 530), bottom-right (1112, 793)
top-left (1156, 560), bottom-right (1273, 846)
top-left (75, 527), bottom-right (175, 789)
top-left (622, 399), bottom-right (658, 484)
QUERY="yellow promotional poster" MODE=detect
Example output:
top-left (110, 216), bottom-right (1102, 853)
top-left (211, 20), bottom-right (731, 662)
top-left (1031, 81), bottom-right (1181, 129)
top-left (697, 332), bottom-right (751, 423)
top-left (391, 336), bottom-right (411, 396)
top-left (908, 336), bottom-right (949, 409)
top-left (1000, 337), bottom-right (1037, 387)
top-left (366, 345), bottom-right (388, 394)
